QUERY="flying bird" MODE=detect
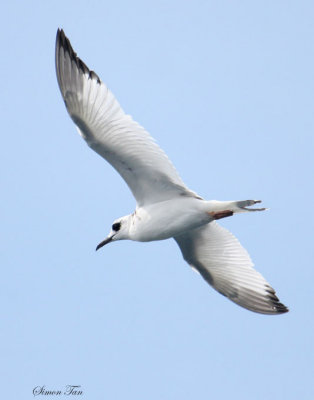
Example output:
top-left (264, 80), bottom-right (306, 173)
top-left (55, 29), bottom-right (288, 315)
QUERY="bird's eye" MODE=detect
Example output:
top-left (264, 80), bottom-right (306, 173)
top-left (112, 222), bottom-right (121, 232)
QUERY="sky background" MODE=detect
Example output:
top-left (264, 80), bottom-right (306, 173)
top-left (1, 1), bottom-right (314, 399)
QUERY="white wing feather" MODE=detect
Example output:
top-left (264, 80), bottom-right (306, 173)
top-left (55, 29), bottom-right (199, 206)
top-left (175, 222), bottom-right (288, 315)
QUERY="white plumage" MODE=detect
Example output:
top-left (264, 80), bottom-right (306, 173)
top-left (55, 29), bottom-right (288, 315)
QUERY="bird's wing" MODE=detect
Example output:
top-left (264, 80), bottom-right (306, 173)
top-left (55, 29), bottom-right (199, 206)
top-left (174, 221), bottom-right (288, 315)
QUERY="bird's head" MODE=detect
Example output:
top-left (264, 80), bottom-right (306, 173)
top-left (96, 216), bottom-right (130, 251)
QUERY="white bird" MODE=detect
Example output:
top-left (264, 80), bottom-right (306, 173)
top-left (55, 29), bottom-right (288, 315)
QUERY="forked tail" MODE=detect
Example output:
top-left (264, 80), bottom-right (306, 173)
top-left (207, 200), bottom-right (267, 220)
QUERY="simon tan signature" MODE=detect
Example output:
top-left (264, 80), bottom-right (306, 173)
top-left (33, 385), bottom-right (83, 396)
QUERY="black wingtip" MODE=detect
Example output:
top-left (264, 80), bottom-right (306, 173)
top-left (273, 302), bottom-right (289, 314)
top-left (265, 286), bottom-right (289, 314)
top-left (55, 28), bottom-right (101, 84)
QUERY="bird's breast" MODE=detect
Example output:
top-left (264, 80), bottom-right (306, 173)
top-left (129, 198), bottom-right (210, 242)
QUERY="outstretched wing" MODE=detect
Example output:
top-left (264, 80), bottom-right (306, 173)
top-left (55, 29), bottom-right (199, 206)
top-left (174, 221), bottom-right (288, 315)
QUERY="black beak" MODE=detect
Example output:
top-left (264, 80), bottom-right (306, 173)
top-left (96, 236), bottom-right (113, 251)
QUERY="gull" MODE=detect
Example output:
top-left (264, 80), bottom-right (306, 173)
top-left (55, 29), bottom-right (288, 315)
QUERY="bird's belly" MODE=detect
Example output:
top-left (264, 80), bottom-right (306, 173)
top-left (130, 199), bottom-right (210, 242)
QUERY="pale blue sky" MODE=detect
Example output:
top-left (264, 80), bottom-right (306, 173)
top-left (1, 1), bottom-right (314, 399)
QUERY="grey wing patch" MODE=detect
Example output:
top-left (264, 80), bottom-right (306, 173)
top-left (189, 258), bottom-right (288, 315)
top-left (174, 223), bottom-right (289, 315)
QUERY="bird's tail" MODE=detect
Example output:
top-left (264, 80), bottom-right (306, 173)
top-left (206, 200), bottom-right (267, 220)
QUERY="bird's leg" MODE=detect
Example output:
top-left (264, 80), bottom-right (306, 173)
top-left (208, 210), bottom-right (234, 220)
